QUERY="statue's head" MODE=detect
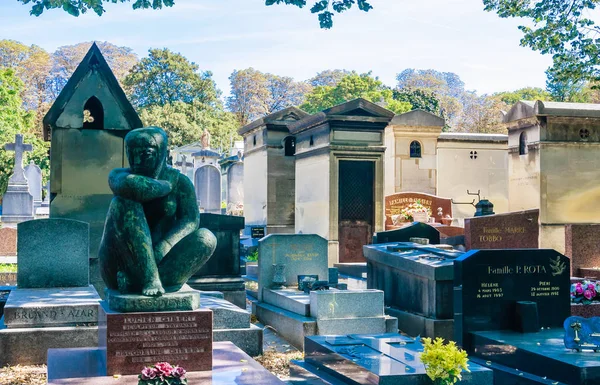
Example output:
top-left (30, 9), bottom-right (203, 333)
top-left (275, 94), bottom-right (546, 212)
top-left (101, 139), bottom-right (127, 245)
top-left (125, 127), bottom-right (168, 178)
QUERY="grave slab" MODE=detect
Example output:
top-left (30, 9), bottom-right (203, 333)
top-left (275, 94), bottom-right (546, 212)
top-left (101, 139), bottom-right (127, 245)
top-left (252, 301), bottom-right (317, 350)
top-left (316, 316), bottom-right (385, 335)
top-left (310, 289), bottom-right (384, 319)
top-left (3, 286), bottom-right (100, 328)
top-left (263, 289), bottom-right (311, 316)
top-left (47, 342), bottom-right (284, 384)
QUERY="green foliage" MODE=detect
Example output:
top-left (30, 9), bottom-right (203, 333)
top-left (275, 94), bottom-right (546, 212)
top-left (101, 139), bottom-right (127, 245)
top-left (19, 0), bottom-right (372, 28)
top-left (0, 263), bottom-right (17, 273)
top-left (139, 100), bottom-right (239, 150)
top-left (246, 250), bottom-right (259, 262)
top-left (492, 87), bottom-right (553, 105)
top-left (483, 0), bottom-right (600, 96)
top-left (124, 48), bottom-right (218, 109)
top-left (301, 72), bottom-right (411, 114)
top-left (265, 0), bottom-right (372, 28)
top-left (18, 0), bottom-right (175, 16)
top-left (421, 337), bottom-right (470, 385)
top-left (0, 68), bottom-right (49, 196)
top-left (393, 88), bottom-right (443, 117)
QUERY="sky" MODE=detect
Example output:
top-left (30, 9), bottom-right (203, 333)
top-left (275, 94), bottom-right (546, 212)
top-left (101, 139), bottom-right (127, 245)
top-left (0, 0), bottom-right (553, 98)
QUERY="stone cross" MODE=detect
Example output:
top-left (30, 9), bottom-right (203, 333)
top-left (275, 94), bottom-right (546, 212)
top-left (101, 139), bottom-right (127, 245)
top-left (5, 134), bottom-right (33, 184)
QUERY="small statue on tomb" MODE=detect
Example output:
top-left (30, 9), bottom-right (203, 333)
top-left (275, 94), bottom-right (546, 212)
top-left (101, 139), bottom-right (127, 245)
top-left (98, 127), bottom-right (216, 297)
top-left (201, 128), bottom-right (211, 149)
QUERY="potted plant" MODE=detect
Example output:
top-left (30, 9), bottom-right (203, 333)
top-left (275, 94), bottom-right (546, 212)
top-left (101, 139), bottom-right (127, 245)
top-left (421, 337), bottom-right (470, 385)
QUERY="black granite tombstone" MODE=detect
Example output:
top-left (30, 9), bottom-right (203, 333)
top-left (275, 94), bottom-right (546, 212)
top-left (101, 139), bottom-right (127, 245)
top-left (454, 249), bottom-right (570, 348)
top-left (374, 222), bottom-right (441, 245)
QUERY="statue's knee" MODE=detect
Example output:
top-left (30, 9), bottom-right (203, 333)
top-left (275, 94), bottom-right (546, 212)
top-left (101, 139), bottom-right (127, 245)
top-left (194, 228), bottom-right (217, 254)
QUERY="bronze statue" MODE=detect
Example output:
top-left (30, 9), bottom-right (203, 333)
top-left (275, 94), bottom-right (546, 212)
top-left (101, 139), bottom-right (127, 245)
top-left (99, 127), bottom-right (216, 297)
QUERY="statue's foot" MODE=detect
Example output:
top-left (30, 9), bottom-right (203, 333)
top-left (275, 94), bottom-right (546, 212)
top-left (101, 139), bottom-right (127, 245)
top-left (142, 280), bottom-right (165, 297)
top-left (117, 271), bottom-right (130, 293)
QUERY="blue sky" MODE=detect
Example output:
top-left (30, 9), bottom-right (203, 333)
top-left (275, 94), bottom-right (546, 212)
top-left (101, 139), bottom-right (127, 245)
top-left (0, 0), bottom-right (552, 98)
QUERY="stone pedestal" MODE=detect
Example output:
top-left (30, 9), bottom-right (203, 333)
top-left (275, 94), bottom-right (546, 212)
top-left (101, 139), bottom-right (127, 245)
top-left (105, 285), bottom-right (201, 313)
top-left (99, 302), bottom-right (213, 376)
top-left (0, 183), bottom-right (33, 224)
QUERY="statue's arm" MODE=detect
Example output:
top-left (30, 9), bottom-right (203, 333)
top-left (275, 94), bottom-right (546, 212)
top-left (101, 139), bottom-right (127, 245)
top-left (108, 168), bottom-right (172, 203)
top-left (153, 174), bottom-right (199, 261)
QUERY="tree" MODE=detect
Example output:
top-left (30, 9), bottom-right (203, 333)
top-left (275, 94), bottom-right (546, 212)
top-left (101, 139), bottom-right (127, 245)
top-left (139, 101), bottom-right (239, 150)
top-left (301, 72), bottom-right (412, 114)
top-left (309, 69), bottom-right (351, 87)
top-left (484, 0), bottom-right (600, 92)
top-left (493, 87), bottom-right (553, 106)
top-left (393, 88), bottom-right (443, 117)
top-left (396, 69), bottom-right (467, 126)
top-left (0, 68), bottom-right (49, 196)
top-left (18, 0), bottom-right (373, 29)
top-left (124, 48), bottom-right (218, 109)
top-left (49, 41), bottom-right (137, 99)
top-left (227, 68), bottom-right (311, 126)
top-left (456, 93), bottom-right (506, 134)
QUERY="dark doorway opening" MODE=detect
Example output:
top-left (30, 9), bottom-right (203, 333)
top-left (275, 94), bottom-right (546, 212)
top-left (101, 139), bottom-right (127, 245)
top-left (83, 96), bottom-right (104, 129)
top-left (338, 160), bottom-right (374, 263)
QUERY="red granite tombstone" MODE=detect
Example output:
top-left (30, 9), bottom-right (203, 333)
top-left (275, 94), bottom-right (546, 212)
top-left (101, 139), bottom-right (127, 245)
top-left (565, 224), bottom-right (600, 277)
top-left (0, 228), bottom-right (17, 256)
top-left (464, 209), bottom-right (539, 250)
top-left (384, 192), bottom-right (452, 230)
top-left (100, 304), bottom-right (213, 376)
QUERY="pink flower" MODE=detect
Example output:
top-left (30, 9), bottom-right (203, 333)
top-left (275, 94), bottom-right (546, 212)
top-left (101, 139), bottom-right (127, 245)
top-left (140, 367), bottom-right (157, 380)
top-left (584, 289), bottom-right (594, 300)
top-left (588, 283), bottom-right (596, 290)
top-left (154, 362), bottom-right (173, 377)
top-left (172, 366), bottom-right (186, 379)
top-left (576, 283), bottom-right (584, 294)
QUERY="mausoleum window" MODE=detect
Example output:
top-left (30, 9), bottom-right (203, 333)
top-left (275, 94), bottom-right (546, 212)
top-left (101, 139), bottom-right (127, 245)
top-left (409, 141), bottom-right (422, 158)
top-left (284, 137), bottom-right (296, 156)
top-left (519, 132), bottom-right (528, 155)
top-left (83, 96), bottom-right (104, 129)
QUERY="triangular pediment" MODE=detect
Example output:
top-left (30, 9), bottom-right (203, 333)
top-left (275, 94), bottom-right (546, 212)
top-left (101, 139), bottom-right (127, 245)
top-left (238, 106), bottom-right (309, 135)
top-left (43, 43), bottom-right (142, 140)
top-left (503, 100), bottom-right (536, 123)
top-left (391, 109), bottom-right (445, 127)
top-left (322, 98), bottom-right (396, 119)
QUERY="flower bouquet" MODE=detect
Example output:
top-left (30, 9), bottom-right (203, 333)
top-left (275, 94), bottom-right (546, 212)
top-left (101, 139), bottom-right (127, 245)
top-left (400, 200), bottom-right (432, 223)
top-left (138, 362), bottom-right (187, 385)
top-left (571, 280), bottom-right (600, 305)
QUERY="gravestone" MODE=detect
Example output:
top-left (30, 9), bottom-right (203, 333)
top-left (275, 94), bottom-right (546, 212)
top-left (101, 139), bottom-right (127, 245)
top-left (1, 134), bottom-right (34, 224)
top-left (374, 222), bottom-right (441, 245)
top-left (24, 160), bottom-right (42, 208)
top-left (187, 213), bottom-right (246, 307)
top-left (0, 227), bottom-right (17, 256)
top-left (454, 248), bottom-right (570, 349)
top-left (17, 218), bottom-right (89, 288)
top-left (385, 192), bottom-right (452, 229)
top-left (257, 234), bottom-right (328, 301)
top-left (464, 209), bottom-right (539, 250)
top-left (227, 162), bottom-right (243, 208)
top-left (0, 218), bottom-right (100, 365)
top-left (195, 165), bottom-right (221, 214)
top-left (565, 224), bottom-right (600, 277)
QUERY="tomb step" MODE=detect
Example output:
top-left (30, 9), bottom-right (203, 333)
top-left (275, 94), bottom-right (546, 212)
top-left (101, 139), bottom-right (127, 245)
top-left (289, 360), bottom-right (348, 385)
top-left (470, 357), bottom-right (568, 385)
top-left (252, 301), bottom-right (316, 350)
top-left (200, 296), bottom-right (250, 329)
top-left (316, 316), bottom-right (386, 335)
top-left (264, 289), bottom-right (310, 316)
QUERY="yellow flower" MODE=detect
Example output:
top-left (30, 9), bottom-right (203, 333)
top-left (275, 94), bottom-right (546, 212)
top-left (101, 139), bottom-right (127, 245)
top-left (421, 337), bottom-right (470, 385)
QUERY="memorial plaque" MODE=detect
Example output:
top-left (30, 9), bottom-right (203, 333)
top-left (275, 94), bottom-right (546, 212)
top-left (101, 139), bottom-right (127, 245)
top-left (384, 192), bottom-right (452, 228)
top-left (251, 226), bottom-right (265, 239)
top-left (454, 249), bottom-right (570, 348)
top-left (101, 304), bottom-right (213, 375)
top-left (257, 234), bottom-right (328, 301)
top-left (464, 209), bottom-right (539, 250)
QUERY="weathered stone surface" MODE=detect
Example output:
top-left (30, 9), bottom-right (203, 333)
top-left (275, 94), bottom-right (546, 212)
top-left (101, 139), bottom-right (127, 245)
top-left (263, 289), bottom-right (311, 316)
top-left (105, 284), bottom-right (200, 313)
top-left (309, 289), bottom-right (384, 319)
top-left (0, 324), bottom-right (98, 366)
top-left (315, 317), bottom-right (385, 335)
top-left (100, 302), bottom-right (212, 375)
top-left (17, 218), bottom-right (89, 288)
top-left (0, 227), bottom-right (17, 256)
top-left (24, 161), bottom-right (42, 207)
top-left (565, 224), bottom-right (600, 276)
top-left (213, 325), bottom-right (263, 357)
top-left (1, 134), bottom-right (34, 224)
top-left (200, 296), bottom-right (249, 330)
top-left (258, 234), bottom-right (328, 302)
top-left (4, 286), bottom-right (100, 328)
top-left (464, 209), bottom-right (539, 250)
top-left (99, 127), bottom-right (217, 300)
top-left (253, 301), bottom-right (316, 350)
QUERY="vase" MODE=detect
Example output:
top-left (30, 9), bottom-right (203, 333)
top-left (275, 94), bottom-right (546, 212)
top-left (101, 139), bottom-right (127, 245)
top-left (272, 264), bottom-right (287, 289)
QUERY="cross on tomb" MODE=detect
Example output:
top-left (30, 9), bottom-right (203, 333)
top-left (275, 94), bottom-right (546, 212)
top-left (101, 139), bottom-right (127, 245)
top-left (4, 134), bottom-right (33, 184)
